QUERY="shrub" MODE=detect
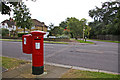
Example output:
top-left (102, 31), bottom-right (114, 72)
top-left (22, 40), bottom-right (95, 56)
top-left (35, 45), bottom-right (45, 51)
top-left (0, 28), bottom-right (9, 36)
top-left (18, 33), bottom-right (28, 37)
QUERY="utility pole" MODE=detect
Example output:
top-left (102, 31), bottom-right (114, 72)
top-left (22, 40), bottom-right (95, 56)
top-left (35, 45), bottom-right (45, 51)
top-left (83, 27), bottom-right (85, 41)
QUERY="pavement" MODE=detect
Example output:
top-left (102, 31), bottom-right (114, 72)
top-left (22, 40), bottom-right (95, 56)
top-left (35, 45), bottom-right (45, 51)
top-left (2, 67), bottom-right (8, 73)
top-left (2, 62), bottom-right (119, 78)
top-left (2, 63), bottom-right (70, 78)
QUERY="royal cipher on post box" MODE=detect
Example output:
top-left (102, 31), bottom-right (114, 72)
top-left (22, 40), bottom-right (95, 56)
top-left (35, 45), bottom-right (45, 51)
top-left (22, 31), bottom-right (46, 75)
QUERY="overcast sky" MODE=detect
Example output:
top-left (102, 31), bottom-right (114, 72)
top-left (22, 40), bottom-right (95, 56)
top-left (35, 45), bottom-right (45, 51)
top-left (0, 0), bottom-right (113, 26)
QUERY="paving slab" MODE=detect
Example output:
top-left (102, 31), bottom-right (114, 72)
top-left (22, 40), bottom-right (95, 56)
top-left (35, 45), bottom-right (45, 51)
top-left (2, 63), bottom-right (70, 78)
top-left (37, 65), bottom-right (69, 78)
top-left (2, 69), bottom-right (21, 78)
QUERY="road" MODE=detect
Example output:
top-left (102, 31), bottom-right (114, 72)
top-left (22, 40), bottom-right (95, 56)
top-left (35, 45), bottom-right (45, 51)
top-left (1, 41), bottom-right (119, 73)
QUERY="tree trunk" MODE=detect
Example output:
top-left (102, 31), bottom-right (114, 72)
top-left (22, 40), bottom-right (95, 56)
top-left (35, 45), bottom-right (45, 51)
top-left (42, 26), bottom-right (43, 31)
top-left (24, 28), bottom-right (25, 34)
top-left (75, 37), bottom-right (78, 40)
top-left (70, 33), bottom-right (73, 38)
top-left (30, 27), bottom-right (31, 33)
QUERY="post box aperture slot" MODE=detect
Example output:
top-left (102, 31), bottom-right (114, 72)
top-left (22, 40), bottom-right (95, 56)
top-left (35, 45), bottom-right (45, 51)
top-left (34, 39), bottom-right (41, 40)
top-left (35, 42), bottom-right (40, 49)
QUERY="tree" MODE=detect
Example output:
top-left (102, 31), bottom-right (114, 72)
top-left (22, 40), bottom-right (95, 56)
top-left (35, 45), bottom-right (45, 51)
top-left (0, 0), bottom-right (36, 15)
top-left (1, 2), bottom-right (18, 15)
top-left (59, 21), bottom-right (67, 29)
top-left (67, 17), bottom-right (83, 40)
top-left (89, 1), bottom-right (120, 35)
top-left (63, 29), bottom-right (70, 37)
top-left (48, 26), bottom-right (64, 37)
top-left (48, 23), bottom-right (54, 36)
top-left (79, 18), bottom-right (88, 40)
top-left (13, 2), bottom-right (33, 34)
top-left (59, 19), bottom-right (73, 37)
top-left (48, 23), bottom-right (54, 30)
top-left (84, 25), bottom-right (91, 38)
top-left (58, 27), bottom-right (64, 35)
top-left (51, 26), bottom-right (60, 36)
top-left (58, 17), bottom-right (90, 40)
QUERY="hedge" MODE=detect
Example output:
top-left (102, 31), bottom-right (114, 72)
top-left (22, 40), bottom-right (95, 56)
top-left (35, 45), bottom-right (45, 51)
top-left (18, 33), bottom-right (28, 37)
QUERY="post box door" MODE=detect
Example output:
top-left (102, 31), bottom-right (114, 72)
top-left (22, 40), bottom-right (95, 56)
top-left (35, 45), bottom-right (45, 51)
top-left (32, 35), bottom-right (44, 67)
top-left (32, 36), bottom-right (43, 55)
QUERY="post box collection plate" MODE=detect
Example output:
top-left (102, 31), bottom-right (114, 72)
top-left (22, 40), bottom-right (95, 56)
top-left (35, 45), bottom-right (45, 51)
top-left (35, 42), bottom-right (40, 49)
top-left (24, 38), bottom-right (26, 45)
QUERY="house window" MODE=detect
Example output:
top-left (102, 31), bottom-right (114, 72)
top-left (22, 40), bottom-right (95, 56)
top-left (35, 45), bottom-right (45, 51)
top-left (18, 27), bottom-right (21, 29)
top-left (31, 26), bottom-right (35, 29)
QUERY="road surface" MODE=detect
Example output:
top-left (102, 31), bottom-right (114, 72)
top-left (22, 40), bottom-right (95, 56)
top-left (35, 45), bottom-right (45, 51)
top-left (1, 41), bottom-right (119, 73)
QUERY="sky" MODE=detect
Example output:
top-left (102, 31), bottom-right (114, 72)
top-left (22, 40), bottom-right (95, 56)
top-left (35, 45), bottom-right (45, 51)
top-left (0, 0), bottom-right (114, 26)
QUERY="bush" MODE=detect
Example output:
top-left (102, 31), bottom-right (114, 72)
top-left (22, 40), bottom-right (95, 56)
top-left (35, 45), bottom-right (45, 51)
top-left (57, 35), bottom-right (70, 39)
top-left (18, 33), bottom-right (28, 37)
top-left (0, 28), bottom-right (9, 36)
top-left (57, 36), bottom-right (69, 39)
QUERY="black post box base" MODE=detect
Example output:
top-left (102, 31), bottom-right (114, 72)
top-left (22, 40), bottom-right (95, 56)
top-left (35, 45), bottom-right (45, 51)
top-left (32, 66), bottom-right (44, 75)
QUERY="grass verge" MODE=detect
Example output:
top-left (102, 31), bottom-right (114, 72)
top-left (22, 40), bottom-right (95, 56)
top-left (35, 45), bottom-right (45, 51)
top-left (1, 56), bottom-right (30, 70)
top-left (77, 40), bottom-right (94, 44)
top-left (0, 39), bottom-right (68, 44)
top-left (88, 39), bottom-right (120, 43)
top-left (44, 41), bottom-right (68, 44)
top-left (61, 69), bottom-right (119, 78)
top-left (0, 39), bottom-right (22, 42)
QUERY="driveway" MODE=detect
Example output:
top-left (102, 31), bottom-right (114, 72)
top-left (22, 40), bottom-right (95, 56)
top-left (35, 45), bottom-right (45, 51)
top-left (1, 40), bottom-right (119, 73)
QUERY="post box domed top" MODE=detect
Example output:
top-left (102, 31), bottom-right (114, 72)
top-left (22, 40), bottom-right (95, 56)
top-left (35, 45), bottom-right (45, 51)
top-left (30, 31), bottom-right (46, 35)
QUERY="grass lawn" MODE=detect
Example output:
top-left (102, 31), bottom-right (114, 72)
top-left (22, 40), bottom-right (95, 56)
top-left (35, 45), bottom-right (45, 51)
top-left (1, 56), bottom-right (30, 70)
top-left (0, 39), bottom-right (68, 44)
top-left (88, 39), bottom-right (120, 43)
top-left (77, 40), bottom-right (94, 44)
top-left (61, 69), bottom-right (119, 78)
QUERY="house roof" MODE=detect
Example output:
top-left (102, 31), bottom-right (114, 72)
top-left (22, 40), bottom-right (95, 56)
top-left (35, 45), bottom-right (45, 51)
top-left (1, 20), bottom-right (15, 27)
top-left (32, 19), bottom-right (48, 28)
top-left (1, 18), bottom-right (48, 28)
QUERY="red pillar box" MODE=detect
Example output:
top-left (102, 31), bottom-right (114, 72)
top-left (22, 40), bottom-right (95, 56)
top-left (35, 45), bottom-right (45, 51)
top-left (31, 31), bottom-right (46, 75)
top-left (22, 31), bottom-right (46, 75)
top-left (22, 34), bottom-right (32, 54)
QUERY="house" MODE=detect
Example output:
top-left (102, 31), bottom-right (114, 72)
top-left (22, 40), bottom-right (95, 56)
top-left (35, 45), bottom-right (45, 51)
top-left (1, 18), bottom-right (49, 38)
top-left (32, 19), bottom-right (49, 38)
top-left (16, 19), bottom-right (48, 33)
top-left (0, 18), bottom-right (16, 32)
top-left (0, 18), bottom-right (16, 36)
top-left (31, 19), bottom-right (48, 32)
